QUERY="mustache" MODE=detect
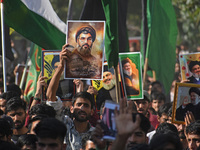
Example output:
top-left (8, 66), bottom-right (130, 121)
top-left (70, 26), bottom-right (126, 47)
top-left (14, 120), bottom-right (22, 124)
top-left (78, 110), bottom-right (87, 115)
top-left (81, 43), bottom-right (90, 48)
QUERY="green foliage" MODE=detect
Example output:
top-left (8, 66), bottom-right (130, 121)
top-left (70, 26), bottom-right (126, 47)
top-left (172, 0), bottom-right (200, 50)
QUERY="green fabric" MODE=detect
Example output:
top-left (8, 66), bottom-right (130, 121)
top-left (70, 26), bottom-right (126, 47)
top-left (146, 0), bottom-right (178, 93)
top-left (101, 0), bottom-right (119, 68)
top-left (4, 0), bottom-right (65, 49)
top-left (24, 44), bottom-right (42, 103)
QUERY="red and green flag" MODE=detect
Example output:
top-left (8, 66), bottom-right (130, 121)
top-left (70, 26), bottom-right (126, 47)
top-left (24, 44), bottom-right (42, 103)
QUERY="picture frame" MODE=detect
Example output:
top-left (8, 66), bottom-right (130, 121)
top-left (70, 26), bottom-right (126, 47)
top-left (179, 52), bottom-right (200, 84)
top-left (119, 52), bottom-right (143, 100)
top-left (64, 20), bottom-right (105, 80)
top-left (172, 82), bottom-right (200, 124)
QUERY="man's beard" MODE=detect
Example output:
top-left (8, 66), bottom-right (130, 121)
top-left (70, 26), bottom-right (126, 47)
top-left (14, 119), bottom-right (25, 129)
top-left (77, 44), bottom-right (92, 56)
top-left (73, 110), bottom-right (90, 122)
top-left (193, 73), bottom-right (200, 78)
top-left (102, 78), bottom-right (116, 90)
top-left (123, 69), bottom-right (132, 76)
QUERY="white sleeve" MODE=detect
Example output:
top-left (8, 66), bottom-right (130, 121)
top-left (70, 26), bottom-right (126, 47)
top-left (46, 96), bottom-right (63, 121)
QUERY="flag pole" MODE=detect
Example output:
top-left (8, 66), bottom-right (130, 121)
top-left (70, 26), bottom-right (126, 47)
top-left (19, 43), bottom-right (34, 89)
top-left (1, 0), bottom-right (7, 92)
top-left (143, 57), bottom-right (148, 88)
top-left (114, 66), bottom-right (120, 103)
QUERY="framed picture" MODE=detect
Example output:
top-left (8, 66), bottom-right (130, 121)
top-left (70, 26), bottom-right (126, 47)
top-left (64, 20), bottom-right (105, 80)
top-left (172, 82), bottom-right (200, 124)
top-left (119, 52), bottom-right (143, 100)
top-left (92, 61), bottom-right (125, 110)
top-left (179, 52), bottom-right (200, 84)
top-left (42, 50), bottom-right (75, 101)
top-left (129, 37), bottom-right (141, 52)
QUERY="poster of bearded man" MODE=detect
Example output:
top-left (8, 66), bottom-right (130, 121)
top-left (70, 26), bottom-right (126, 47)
top-left (64, 21), bottom-right (105, 80)
top-left (119, 52), bottom-right (143, 100)
top-left (179, 52), bottom-right (200, 84)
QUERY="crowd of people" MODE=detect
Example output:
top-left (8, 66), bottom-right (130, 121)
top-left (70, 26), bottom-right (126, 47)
top-left (1, 30), bottom-right (200, 150)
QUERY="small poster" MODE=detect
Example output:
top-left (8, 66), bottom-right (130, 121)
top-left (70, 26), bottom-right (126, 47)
top-left (92, 61), bottom-right (125, 110)
top-left (179, 52), bottom-right (200, 84)
top-left (172, 82), bottom-right (200, 124)
top-left (64, 21), bottom-right (105, 80)
top-left (119, 52), bottom-right (143, 100)
top-left (42, 50), bottom-right (75, 101)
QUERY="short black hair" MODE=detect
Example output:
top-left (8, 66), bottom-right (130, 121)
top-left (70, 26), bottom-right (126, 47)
top-left (186, 120), bottom-right (200, 135)
top-left (156, 123), bottom-right (178, 135)
top-left (29, 103), bottom-right (56, 118)
top-left (7, 83), bottom-right (21, 97)
top-left (34, 118), bottom-right (67, 142)
top-left (0, 91), bottom-right (20, 101)
top-left (16, 134), bottom-right (37, 149)
top-left (5, 97), bottom-right (26, 114)
top-left (151, 91), bottom-right (166, 102)
top-left (135, 113), bottom-right (151, 134)
top-left (0, 118), bottom-right (13, 137)
top-left (72, 92), bottom-right (94, 109)
top-left (157, 103), bottom-right (172, 117)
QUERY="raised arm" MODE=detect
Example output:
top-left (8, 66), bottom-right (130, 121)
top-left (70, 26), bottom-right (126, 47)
top-left (46, 44), bottom-right (71, 101)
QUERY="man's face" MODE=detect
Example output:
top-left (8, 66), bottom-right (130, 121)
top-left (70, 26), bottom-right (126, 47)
top-left (183, 96), bottom-right (189, 106)
top-left (186, 133), bottom-right (200, 150)
top-left (0, 98), bottom-right (6, 113)
top-left (191, 65), bottom-right (200, 77)
top-left (71, 97), bottom-right (93, 122)
top-left (77, 33), bottom-right (93, 55)
top-left (103, 72), bottom-right (113, 85)
top-left (37, 137), bottom-right (65, 150)
top-left (126, 128), bottom-right (147, 149)
top-left (7, 108), bottom-right (26, 129)
top-left (190, 92), bottom-right (197, 105)
top-left (151, 99), bottom-right (164, 112)
top-left (158, 113), bottom-right (169, 124)
top-left (123, 62), bottom-right (132, 76)
top-left (134, 100), bottom-right (149, 115)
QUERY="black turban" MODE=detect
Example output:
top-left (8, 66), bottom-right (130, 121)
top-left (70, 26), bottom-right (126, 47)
top-left (75, 25), bottom-right (96, 42)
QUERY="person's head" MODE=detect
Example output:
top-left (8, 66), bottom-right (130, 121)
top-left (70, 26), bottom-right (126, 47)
top-left (126, 113), bottom-right (151, 148)
top-left (122, 58), bottom-right (133, 76)
top-left (182, 96), bottom-right (190, 106)
top-left (7, 83), bottom-right (22, 97)
top-left (0, 118), bottom-right (13, 142)
top-left (150, 81), bottom-right (163, 93)
top-left (102, 69), bottom-right (115, 90)
top-left (189, 61), bottom-right (200, 78)
top-left (29, 103), bottom-right (56, 119)
top-left (185, 121), bottom-right (200, 150)
top-left (189, 87), bottom-right (200, 105)
top-left (156, 123), bottom-right (178, 135)
top-left (28, 115), bottom-right (49, 134)
top-left (157, 103), bottom-right (172, 123)
top-left (0, 140), bottom-right (20, 150)
top-left (150, 133), bottom-right (182, 150)
top-left (71, 92), bottom-right (94, 122)
top-left (51, 55), bottom-right (60, 70)
top-left (133, 91), bottom-right (150, 115)
top-left (5, 97), bottom-right (26, 130)
top-left (34, 118), bottom-right (67, 150)
top-left (16, 134), bottom-right (37, 150)
top-left (151, 91), bottom-right (165, 113)
top-left (76, 25), bottom-right (96, 56)
top-left (0, 91), bottom-right (20, 113)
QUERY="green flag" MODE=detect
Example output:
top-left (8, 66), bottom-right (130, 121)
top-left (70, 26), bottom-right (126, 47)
top-left (24, 44), bottom-right (42, 103)
top-left (101, 0), bottom-right (119, 68)
top-left (146, 0), bottom-right (178, 93)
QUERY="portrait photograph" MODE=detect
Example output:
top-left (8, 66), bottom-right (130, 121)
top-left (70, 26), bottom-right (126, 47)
top-left (42, 50), bottom-right (75, 101)
top-left (172, 82), bottom-right (200, 124)
top-left (92, 61), bottom-right (125, 110)
top-left (64, 21), bottom-right (105, 80)
top-left (179, 52), bottom-right (200, 84)
top-left (119, 52), bottom-right (143, 100)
